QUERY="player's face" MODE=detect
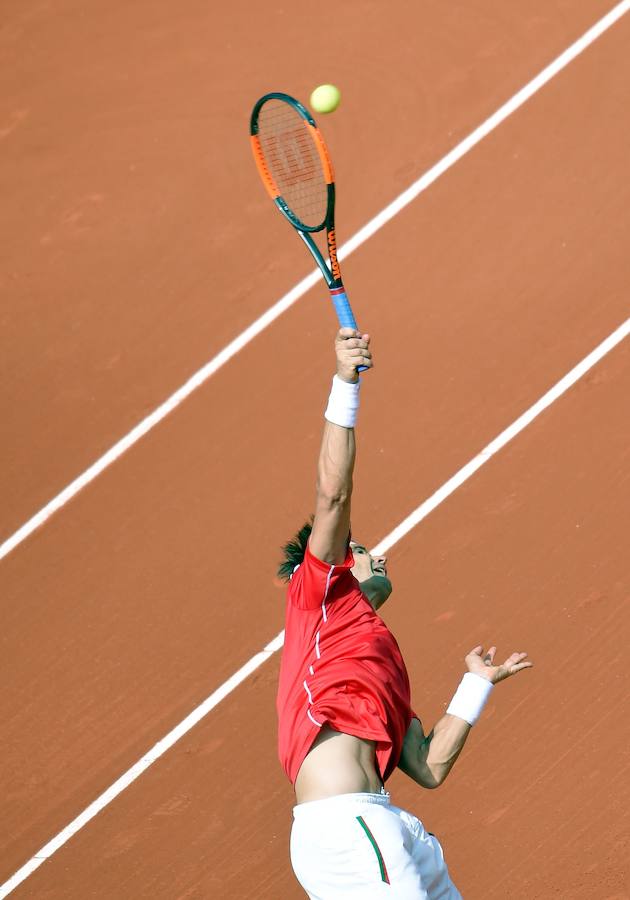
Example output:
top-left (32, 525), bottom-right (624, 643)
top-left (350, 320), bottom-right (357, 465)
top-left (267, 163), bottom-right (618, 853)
top-left (350, 542), bottom-right (392, 609)
top-left (350, 542), bottom-right (387, 579)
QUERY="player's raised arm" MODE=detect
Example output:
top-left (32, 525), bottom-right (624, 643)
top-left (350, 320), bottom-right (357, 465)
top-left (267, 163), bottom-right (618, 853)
top-left (308, 328), bottom-right (372, 566)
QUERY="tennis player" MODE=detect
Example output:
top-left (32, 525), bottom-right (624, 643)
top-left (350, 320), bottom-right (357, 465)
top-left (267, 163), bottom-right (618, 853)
top-left (277, 328), bottom-right (533, 899)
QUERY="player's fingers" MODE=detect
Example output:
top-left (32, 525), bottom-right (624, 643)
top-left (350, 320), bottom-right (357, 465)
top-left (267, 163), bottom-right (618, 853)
top-left (469, 645), bottom-right (484, 657)
top-left (353, 349), bottom-right (372, 364)
top-left (484, 646), bottom-right (497, 665)
top-left (502, 651), bottom-right (528, 667)
top-left (499, 655), bottom-right (531, 677)
top-left (509, 661), bottom-right (534, 675)
top-left (337, 327), bottom-right (361, 340)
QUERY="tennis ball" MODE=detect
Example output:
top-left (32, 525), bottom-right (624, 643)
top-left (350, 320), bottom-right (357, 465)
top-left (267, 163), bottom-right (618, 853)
top-left (310, 84), bottom-right (341, 114)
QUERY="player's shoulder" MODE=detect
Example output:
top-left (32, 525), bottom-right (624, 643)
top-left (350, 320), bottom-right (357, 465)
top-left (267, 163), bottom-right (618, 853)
top-left (288, 541), bottom-right (356, 610)
top-left (295, 540), bottom-right (354, 578)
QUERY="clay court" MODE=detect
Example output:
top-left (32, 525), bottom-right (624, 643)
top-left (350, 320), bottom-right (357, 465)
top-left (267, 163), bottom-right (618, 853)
top-left (1, 1), bottom-right (629, 897)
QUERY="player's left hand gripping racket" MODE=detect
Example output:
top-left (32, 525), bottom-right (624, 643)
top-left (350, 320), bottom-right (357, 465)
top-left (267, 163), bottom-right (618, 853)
top-left (250, 92), bottom-right (365, 354)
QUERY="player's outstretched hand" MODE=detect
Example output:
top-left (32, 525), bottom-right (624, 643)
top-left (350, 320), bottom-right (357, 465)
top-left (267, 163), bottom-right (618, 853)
top-left (465, 645), bottom-right (533, 684)
top-left (335, 328), bottom-right (372, 383)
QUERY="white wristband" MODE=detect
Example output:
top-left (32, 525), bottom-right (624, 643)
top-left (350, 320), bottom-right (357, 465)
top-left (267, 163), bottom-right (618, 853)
top-left (324, 375), bottom-right (360, 428)
top-left (446, 673), bottom-right (494, 726)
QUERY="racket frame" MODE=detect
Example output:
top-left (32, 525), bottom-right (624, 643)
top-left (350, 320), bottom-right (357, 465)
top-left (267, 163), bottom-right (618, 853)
top-left (250, 92), bottom-right (361, 334)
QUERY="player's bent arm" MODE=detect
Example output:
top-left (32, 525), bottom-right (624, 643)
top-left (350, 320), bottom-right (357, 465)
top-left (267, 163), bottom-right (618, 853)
top-left (400, 645), bottom-right (534, 789)
top-left (398, 716), bottom-right (471, 789)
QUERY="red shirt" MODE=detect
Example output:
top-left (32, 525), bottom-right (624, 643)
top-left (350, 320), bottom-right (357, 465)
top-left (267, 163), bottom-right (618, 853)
top-left (277, 543), bottom-right (415, 785)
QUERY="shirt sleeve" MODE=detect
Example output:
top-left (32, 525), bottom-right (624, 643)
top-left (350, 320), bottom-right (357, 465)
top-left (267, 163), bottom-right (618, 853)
top-left (288, 541), bottom-right (356, 611)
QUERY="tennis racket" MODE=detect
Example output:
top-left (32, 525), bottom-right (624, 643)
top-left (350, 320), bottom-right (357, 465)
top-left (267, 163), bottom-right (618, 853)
top-left (250, 92), bottom-right (365, 353)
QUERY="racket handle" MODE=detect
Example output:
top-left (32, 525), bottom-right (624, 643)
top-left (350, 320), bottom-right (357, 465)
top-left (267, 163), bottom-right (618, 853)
top-left (330, 288), bottom-right (358, 329)
top-left (330, 288), bottom-right (367, 372)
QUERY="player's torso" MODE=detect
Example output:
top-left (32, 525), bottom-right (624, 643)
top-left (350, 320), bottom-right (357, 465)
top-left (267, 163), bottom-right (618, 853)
top-left (278, 588), bottom-right (402, 712)
top-left (278, 587), bottom-right (412, 784)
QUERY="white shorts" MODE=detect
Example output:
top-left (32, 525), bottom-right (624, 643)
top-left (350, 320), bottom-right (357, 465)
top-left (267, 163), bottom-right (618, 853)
top-left (290, 791), bottom-right (462, 899)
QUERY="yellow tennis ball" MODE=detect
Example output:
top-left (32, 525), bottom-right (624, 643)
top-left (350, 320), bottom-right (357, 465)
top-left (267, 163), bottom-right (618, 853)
top-left (310, 84), bottom-right (341, 114)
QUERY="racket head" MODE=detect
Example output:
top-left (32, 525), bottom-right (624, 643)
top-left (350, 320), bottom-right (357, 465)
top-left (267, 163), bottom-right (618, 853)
top-left (250, 93), bottom-right (335, 233)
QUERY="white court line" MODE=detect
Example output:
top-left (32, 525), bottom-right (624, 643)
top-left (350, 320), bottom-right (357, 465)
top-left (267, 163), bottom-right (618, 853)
top-left (371, 319), bottom-right (630, 555)
top-left (1, 318), bottom-right (628, 899)
top-left (1, 0), bottom-right (629, 564)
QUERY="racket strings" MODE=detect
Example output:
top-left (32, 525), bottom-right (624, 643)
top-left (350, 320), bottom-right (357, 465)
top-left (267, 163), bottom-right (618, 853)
top-left (257, 100), bottom-right (328, 228)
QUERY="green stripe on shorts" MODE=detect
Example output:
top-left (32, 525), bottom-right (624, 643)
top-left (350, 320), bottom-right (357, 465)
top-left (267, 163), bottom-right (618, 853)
top-left (356, 815), bottom-right (391, 884)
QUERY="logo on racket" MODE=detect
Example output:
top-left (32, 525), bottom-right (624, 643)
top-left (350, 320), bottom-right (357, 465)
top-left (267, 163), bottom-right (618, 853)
top-left (327, 229), bottom-right (341, 281)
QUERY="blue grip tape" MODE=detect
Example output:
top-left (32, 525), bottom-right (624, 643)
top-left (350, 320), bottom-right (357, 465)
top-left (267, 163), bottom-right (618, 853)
top-left (330, 289), bottom-right (367, 372)
top-left (330, 290), bottom-right (358, 330)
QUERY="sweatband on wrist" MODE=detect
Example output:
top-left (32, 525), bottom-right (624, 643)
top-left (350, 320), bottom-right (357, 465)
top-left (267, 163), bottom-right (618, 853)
top-left (324, 375), bottom-right (360, 428)
top-left (446, 672), bottom-right (494, 725)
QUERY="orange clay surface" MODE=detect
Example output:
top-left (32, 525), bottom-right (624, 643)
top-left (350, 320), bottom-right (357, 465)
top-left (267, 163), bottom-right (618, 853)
top-left (1, 1), bottom-right (629, 897)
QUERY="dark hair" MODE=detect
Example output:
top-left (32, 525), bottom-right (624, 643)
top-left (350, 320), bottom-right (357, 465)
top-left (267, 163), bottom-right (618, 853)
top-left (277, 517), bottom-right (313, 582)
